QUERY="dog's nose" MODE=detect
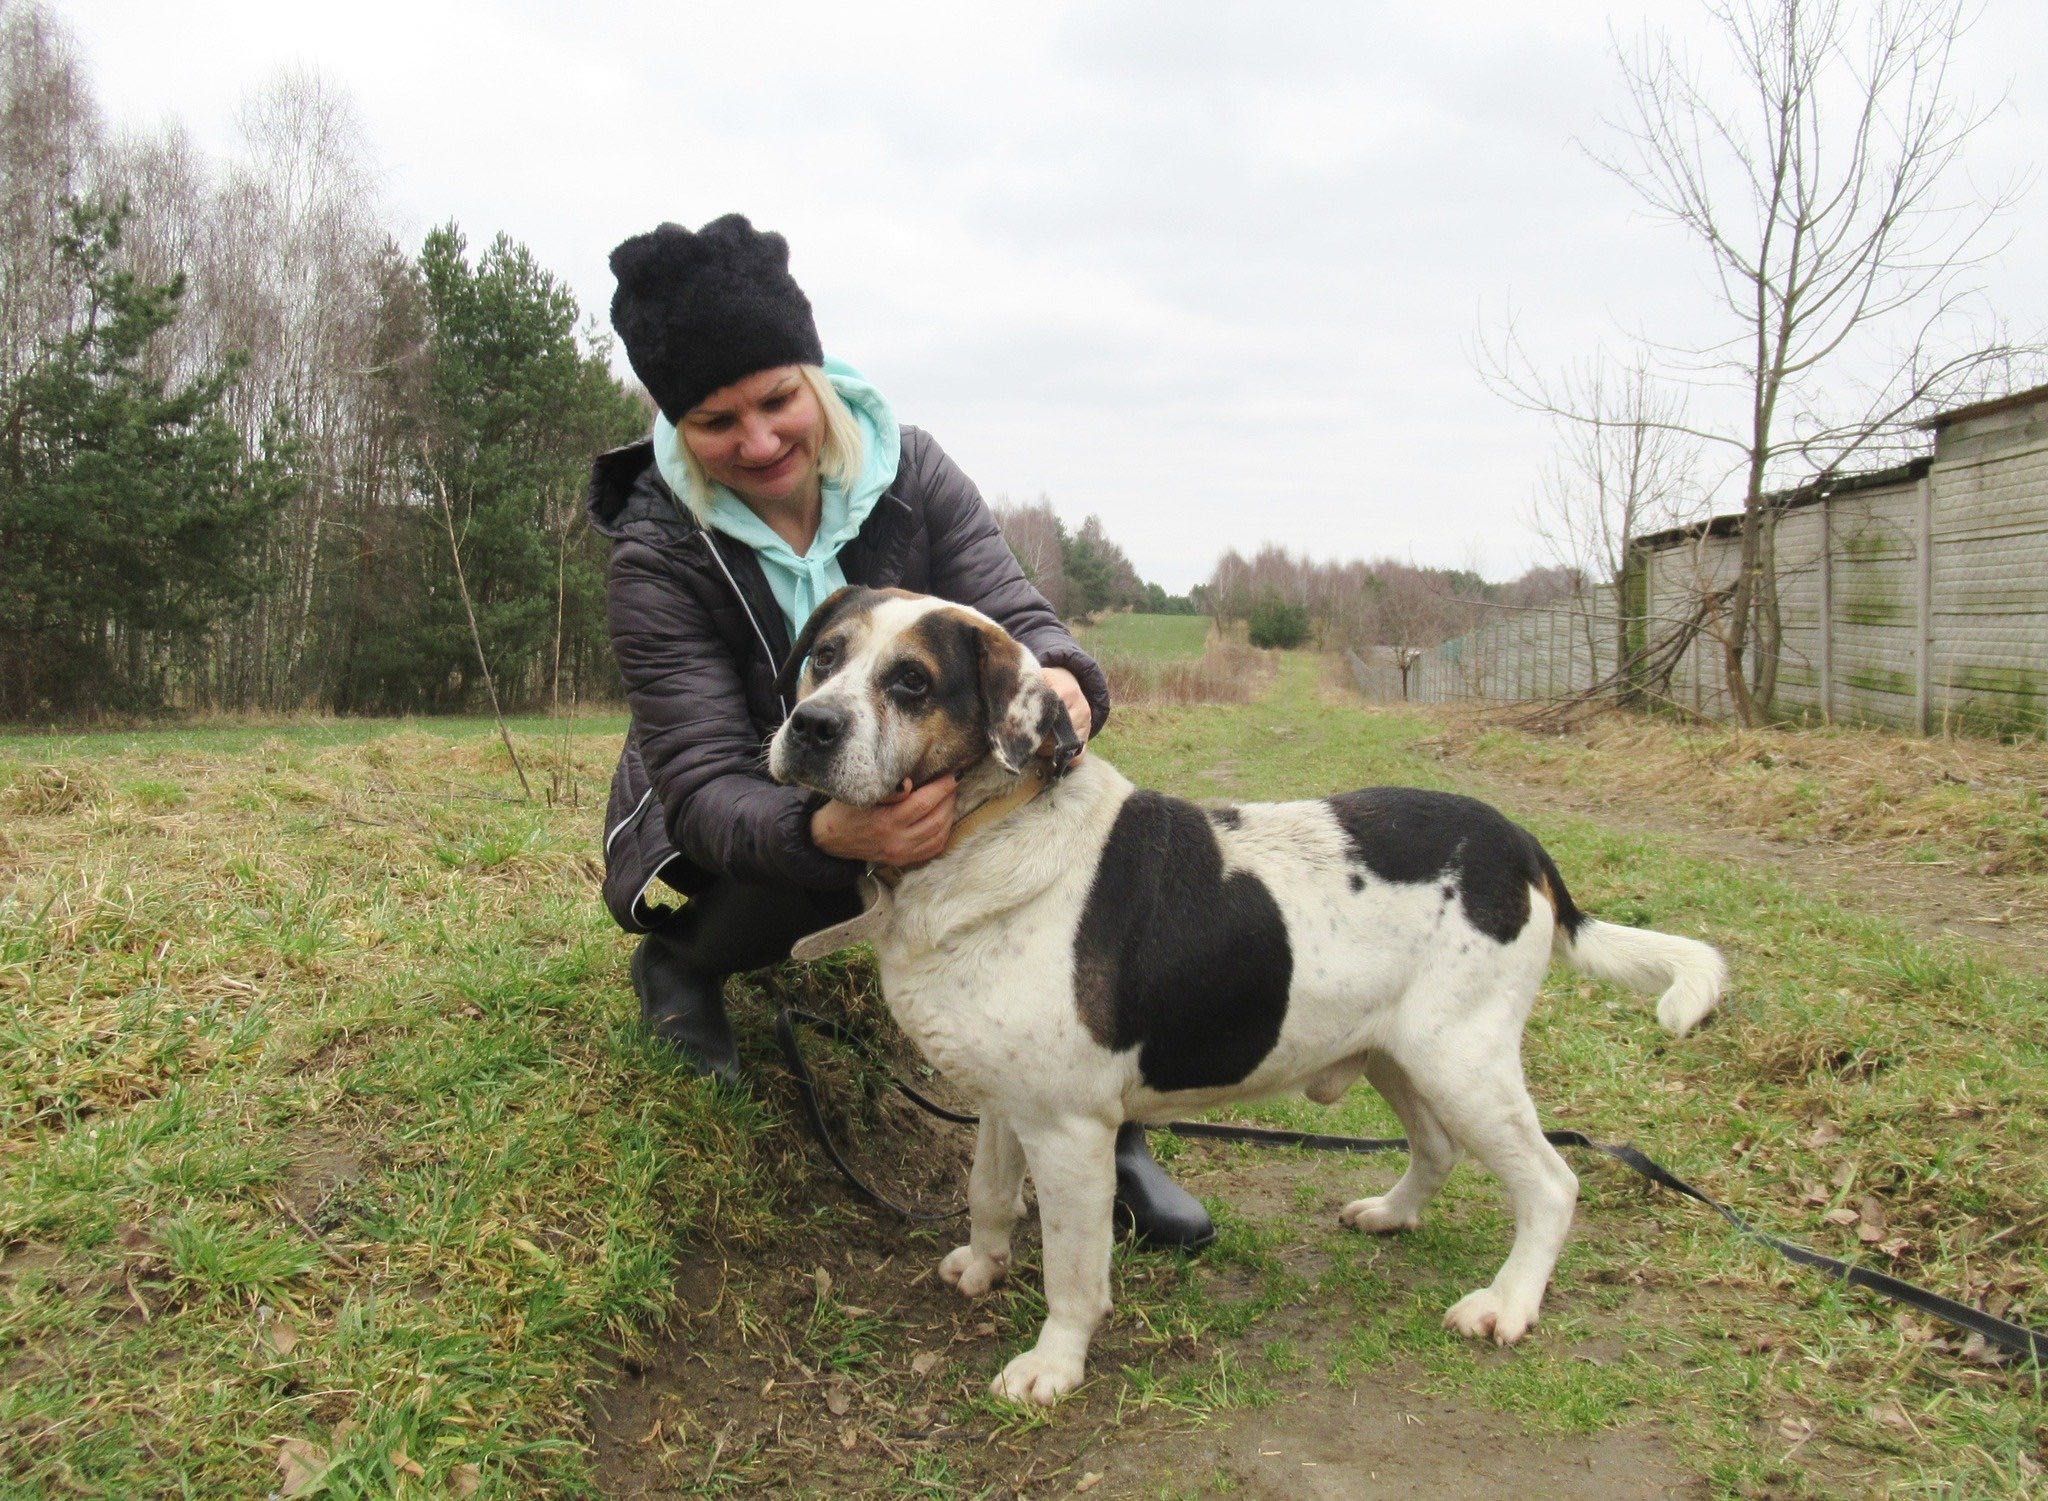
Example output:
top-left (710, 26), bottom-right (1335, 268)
top-left (787, 701), bottom-right (848, 752)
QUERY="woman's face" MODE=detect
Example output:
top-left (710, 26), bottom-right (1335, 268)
top-left (680, 365), bottom-right (825, 509)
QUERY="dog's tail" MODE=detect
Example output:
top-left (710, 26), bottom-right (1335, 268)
top-left (1533, 844), bottom-right (1726, 1037)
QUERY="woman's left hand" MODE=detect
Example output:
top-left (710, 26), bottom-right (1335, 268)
top-left (1039, 666), bottom-right (1091, 751)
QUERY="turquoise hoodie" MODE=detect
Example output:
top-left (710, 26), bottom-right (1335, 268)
top-left (650, 359), bottom-right (901, 638)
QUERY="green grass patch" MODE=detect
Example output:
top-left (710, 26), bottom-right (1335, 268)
top-left (1077, 613), bottom-right (1212, 663)
top-left (2, 660), bottom-right (2042, 1494)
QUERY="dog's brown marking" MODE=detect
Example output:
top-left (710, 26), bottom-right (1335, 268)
top-left (896, 608), bottom-right (989, 782)
top-left (778, 586), bottom-right (922, 699)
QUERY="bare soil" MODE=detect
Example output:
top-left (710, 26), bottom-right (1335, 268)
top-left (586, 1178), bottom-right (1710, 1501)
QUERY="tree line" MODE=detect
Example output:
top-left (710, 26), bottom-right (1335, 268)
top-left (0, 3), bottom-right (643, 721)
top-left (990, 498), bottom-right (1197, 620)
top-left (1203, 545), bottom-right (1578, 656)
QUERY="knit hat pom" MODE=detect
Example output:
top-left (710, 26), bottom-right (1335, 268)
top-left (607, 215), bottom-right (824, 423)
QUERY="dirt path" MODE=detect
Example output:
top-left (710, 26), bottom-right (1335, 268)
top-left (587, 1162), bottom-right (1711, 1500)
top-left (1453, 760), bottom-right (2048, 977)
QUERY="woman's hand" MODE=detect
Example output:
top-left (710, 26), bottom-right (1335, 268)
top-left (1039, 666), bottom-right (1092, 749)
top-left (811, 775), bottom-right (959, 867)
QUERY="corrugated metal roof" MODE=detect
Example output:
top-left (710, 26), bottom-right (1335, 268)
top-left (1632, 457), bottom-right (1932, 552)
top-left (1916, 381), bottom-right (2048, 430)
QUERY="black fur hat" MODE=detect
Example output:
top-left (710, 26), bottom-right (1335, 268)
top-left (608, 215), bottom-right (824, 423)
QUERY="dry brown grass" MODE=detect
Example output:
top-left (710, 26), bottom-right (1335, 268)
top-left (2, 764), bottom-right (109, 815)
top-left (1099, 638), bottom-right (1276, 706)
top-left (1428, 704), bottom-right (2048, 912)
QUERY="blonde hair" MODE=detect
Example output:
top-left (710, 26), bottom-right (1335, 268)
top-left (673, 364), bottom-right (864, 518)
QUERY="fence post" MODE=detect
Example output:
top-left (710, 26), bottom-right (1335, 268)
top-left (1915, 474), bottom-right (1934, 735)
top-left (1818, 496), bottom-right (1834, 724)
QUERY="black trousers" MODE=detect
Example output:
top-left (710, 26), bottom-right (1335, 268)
top-left (646, 875), bottom-right (864, 978)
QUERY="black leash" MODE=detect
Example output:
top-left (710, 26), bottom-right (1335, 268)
top-left (773, 1006), bottom-right (2046, 1364)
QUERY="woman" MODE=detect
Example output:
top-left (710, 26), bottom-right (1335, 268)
top-left (589, 214), bottom-right (1212, 1250)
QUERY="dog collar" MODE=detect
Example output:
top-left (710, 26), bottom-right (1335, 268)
top-left (870, 757), bottom-right (1058, 888)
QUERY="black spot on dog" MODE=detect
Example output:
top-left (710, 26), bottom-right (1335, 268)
top-left (1207, 806), bottom-right (1242, 830)
top-left (1324, 788), bottom-right (1583, 944)
top-left (1348, 872), bottom-right (1365, 893)
top-left (1074, 792), bottom-right (1292, 1092)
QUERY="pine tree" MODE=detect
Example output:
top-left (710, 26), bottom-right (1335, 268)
top-left (0, 198), bottom-right (292, 716)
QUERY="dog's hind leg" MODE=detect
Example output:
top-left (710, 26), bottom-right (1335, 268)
top-left (990, 1115), bottom-right (1117, 1406)
top-left (1338, 1053), bottom-right (1461, 1234)
top-left (1400, 1025), bottom-right (1578, 1346)
top-left (941, 1111), bottom-right (1027, 1298)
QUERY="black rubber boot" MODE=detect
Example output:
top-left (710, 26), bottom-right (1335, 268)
top-left (1113, 1123), bottom-right (1215, 1252)
top-left (631, 932), bottom-right (741, 1085)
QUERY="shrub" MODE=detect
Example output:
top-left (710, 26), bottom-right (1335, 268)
top-left (1246, 597), bottom-right (1310, 650)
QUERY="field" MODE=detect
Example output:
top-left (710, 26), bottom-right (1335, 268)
top-left (2, 638), bottom-right (2044, 1496)
top-left (1074, 614), bottom-right (1212, 662)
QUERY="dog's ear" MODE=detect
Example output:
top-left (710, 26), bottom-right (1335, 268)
top-left (777, 586), bottom-right (870, 701)
top-left (974, 620), bottom-right (1078, 774)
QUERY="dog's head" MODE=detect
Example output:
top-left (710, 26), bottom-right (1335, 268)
top-left (767, 587), bottom-right (1079, 805)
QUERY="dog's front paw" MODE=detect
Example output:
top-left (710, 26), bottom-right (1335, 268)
top-left (990, 1346), bottom-right (1084, 1405)
top-left (938, 1244), bottom-right (1009, 1298)
top-left (1443, 1285), bottom-right (1539, 1345)
top-left (1338, 1195), bottom-right (1419, 1233)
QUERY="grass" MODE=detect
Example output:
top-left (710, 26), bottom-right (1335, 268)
top-left (1077, 614), bottom-right (1270, 707)
top-left (2, 659), bottom-right (2044, 1494)
top-left (1438, 708), bottom-right (2048, 913)
top-left (1074, 613), bottom-right (1212, 663)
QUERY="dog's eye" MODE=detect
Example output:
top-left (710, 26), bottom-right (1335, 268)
top-left (892, 665), bottom-right (930, 697)
top-left (810, 643), bottom-right (838, 674)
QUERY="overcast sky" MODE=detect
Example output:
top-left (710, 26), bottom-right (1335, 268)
top-left (72, 1), bottom-right (2048, 591)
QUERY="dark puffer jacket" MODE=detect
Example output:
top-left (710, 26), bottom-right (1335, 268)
top-left (592, 426), bottom-right (1112, 933)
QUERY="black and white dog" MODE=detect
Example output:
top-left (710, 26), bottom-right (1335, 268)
top-left (769, 587), bottom-right (1727, 1405)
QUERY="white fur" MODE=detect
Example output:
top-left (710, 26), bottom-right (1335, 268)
top-left (1561, 919), bottom-right (1727, 1036)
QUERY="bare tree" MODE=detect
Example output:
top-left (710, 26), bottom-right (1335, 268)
top-left (1493, 0), bottom-right (2023, 724)
top-left (992, 495), bottom-right (1068, 615)
top-left (1529, 356), bottom-right (1702, 678)
top-left (0, 1), bottom-right (98, 386)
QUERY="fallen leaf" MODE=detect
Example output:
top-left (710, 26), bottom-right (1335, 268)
top-left (1805, 1122), bottom-right (1842, 1148)
top-left (910, 1352), bottom-right (941, 1377)
top-left (840, 1304), bottom-right (872, 1318)
top-left (264, 1322), bottom-right (301, 1358)
top-left (275, 1438), bottom-right (329, 1498)
top-left (1958, 1332), bottom-right (2010, 1366)
top-left (1857, 1195), bottom-right (1886, 1231)
top-left (1856, 1222), bottom-right (1885, 1243)
top-left (1075, 1473), bottom-right (1104, 1493)
top-left (393, 1446), bottom-right (425, 1478)
top-left (813, 1267), bottom-right (832, 1300)
top-left (450, 1462), bottom-right (482, 1496)
top-left (1777, 1415), bottom-right (1815, 1446)
top-left (1895, 1313), bottom-right (1937, 1343)
top-left (838, 1424), bottom-right (859, 1451)
top-left (1823, 1207), bottom-right (1860, 1227)
top-left (1867, 1399), bottom-right (1913, 1434)
top-left (1831, 1161), bottom-right (1858, 1191)
top-left (826, 1382), bottom-right (851, 1416)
